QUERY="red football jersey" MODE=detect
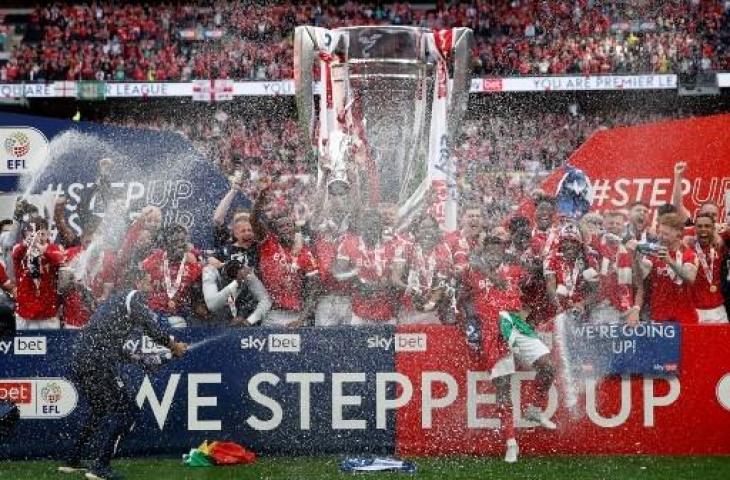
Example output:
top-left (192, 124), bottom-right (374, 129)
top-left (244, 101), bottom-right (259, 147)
top-left (595, 237), bottom-right (634, 312)
top-left (141, 249), bottom-right (203, 315)
top-left (690, 242), bottom-right (725, 310)
top-left (313, 235), bottom-right (348, 295)
top-left (396, 241), bottom-right (454, 313)
top-left (12, 242), bottom-right (65, 320)
top-left (644, 247), bottom-right (698, 324)
top-left (60, 246), bottom-right (91, 328)
top-left (463, 264), bottom-right (524, 370)
top-left (259, 233), bottom-right (318, 311)
top-left (544, 252), bottom-right (598, 313)
top-left (443, 229), bottom-right (473, 271)
top-left (530, 227), bottom-right (559, 259)
top-left (0, 261), bottom-right (8, 286)
top-left (337, 232), bottom-right (396, 321)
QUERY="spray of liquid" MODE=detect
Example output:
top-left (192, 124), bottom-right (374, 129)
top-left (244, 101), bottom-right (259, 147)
top-left (185, 332), bottom-right (230, 352)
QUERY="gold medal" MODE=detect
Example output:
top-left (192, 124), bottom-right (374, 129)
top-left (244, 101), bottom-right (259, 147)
top-left (710, 285), bottom-right (718, 293)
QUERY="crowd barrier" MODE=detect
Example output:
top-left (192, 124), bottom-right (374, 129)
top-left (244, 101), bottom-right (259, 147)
top-left (1, 324), bottom-right (728, 459)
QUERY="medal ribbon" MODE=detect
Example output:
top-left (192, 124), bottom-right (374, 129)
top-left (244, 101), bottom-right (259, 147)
top-left (695, 242), bottom-right (715, 286)
top-left (163, 252), bottom-right (187, 301)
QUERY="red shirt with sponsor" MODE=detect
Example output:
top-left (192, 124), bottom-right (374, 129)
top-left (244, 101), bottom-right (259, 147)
top-left (12, 242), bottom-right (65, 320)
top-left (60, 246), bottom-right (91, 328)
top-left (463, 263), bottom-right (524, 370)
top-left (337, 232), bottom-right (396, 321)
top-left (644, 247), bottom-right (698, 324)
top-left (258, 233), bottom-right (318, 311)
top-left (690, 242), bottom-right (725, 310)
top-left (595, 236), bottom-right (634, 312)
top-left (395, 241), bottom-right (454, 313)
top-left (313, 234), bottom-right (347, 295)
top-left (141, 249), bottom-right (203, 315)
top-left (443, 229), bottom-right (474, 271)
top-left (530, 227), bottom-right (559, 258)
top-left (520, 228), bottom-right (558, 324)
top-left (382, 233), bottom-right (413, 269)
top-left (544, 251), bottom-right (599, 313)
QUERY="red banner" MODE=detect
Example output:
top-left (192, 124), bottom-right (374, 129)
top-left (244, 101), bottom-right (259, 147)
top-left (540, 114), bottom-right (730, 222)
top-left (395, 324), bottom-right (730, 455)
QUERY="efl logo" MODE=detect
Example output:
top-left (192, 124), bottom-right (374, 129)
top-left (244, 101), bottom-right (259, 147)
top-left (0, 378), bottom-right (77, 418)
top-left (394, 333), bottom-right (427, 352)
top-left (268, 334), bottom-right (300, 353)
top-left (0, 381), bottom-right (32, 404)
top-left (13, 336), bottom-right (47, 355)
top-left (0, 127), bottom-right (49, 175)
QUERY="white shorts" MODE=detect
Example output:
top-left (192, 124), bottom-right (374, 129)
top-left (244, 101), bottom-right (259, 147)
top-left (697, 305), bottom-right (729, 324)
top-left (350, 314), bottom-right (396, 326)
top-left (315, 295), bottom-right (352, 327)
top-left (491, 330), bottom-right (551, 379)
top-left (264, 309), bottom-right (299, 327)
top-left (15, 316), bottom-right (60, 330)
top-left (398, 310), bottom-right (441, 325)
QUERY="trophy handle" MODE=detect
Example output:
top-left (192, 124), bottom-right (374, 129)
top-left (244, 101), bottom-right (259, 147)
top-left (447, 28), bottom-right (474, 143)
top-left (294, 26), bottom-right (317, 152)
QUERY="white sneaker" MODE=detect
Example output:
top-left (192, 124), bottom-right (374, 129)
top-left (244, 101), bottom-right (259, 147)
top-left (58, 465), bottom-right (86, 474)
top-left (504, 438), bottom-right (519, 463)
top-left (524, 404), bottom-right (557, 430)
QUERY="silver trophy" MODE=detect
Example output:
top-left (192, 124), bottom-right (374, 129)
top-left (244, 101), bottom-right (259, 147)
top-left (294, 26), bottom-right (473, 230)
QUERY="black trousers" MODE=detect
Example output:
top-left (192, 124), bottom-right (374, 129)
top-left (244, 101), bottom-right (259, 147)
top-left (67, 363), bottom-right (137, 470)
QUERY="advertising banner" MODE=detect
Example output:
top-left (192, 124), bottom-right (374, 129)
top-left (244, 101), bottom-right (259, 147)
top-left (539, 114), bottom-right (730, 223)
top-left (0, 327), bottom-right (396, 458)
top-left (0, 73), bottom-right (704, 101)
top-left (395, 324), bottom-right (730, 456)
top-left (471, 74), bottom-right (677, 93)
top-left (0, 111), bottom-right (233, 249)
top-left (1, 325), bottom-right (729, 458)
top-left (567, 321), bottom-right (681, 376)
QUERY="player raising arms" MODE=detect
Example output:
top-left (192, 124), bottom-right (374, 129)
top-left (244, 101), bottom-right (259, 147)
top-left (391, 215), bottom-right (456, 325)
top-left (462, 235), bottom-right (556, 464)
top-left (335, 208), bottom-right (398, 325)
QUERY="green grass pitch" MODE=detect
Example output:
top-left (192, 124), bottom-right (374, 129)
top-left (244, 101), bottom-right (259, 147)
top-left (2, 456), bottom-right (730, 480)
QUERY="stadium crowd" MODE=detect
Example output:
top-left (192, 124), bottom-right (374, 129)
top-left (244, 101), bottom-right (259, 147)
top-left (103, 106), bottom-right (679, 220)
top-left (1, 0), bottom-right (730, 82)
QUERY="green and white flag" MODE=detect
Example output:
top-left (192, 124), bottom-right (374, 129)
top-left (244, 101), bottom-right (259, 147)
top-left (499, 311), bottom-right (537, 347)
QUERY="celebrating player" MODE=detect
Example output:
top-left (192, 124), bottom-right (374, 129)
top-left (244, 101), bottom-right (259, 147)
top-left (689, 213), bottom-right (727, 323)
top-left (391, 215), bottom-right (456, 324)
top-left (544, 223), bottom-right (599, 411)
top-left (335, 208), bottom-right (398, 325)
top-left (462, 234), bottom-right (556, 463)
top-left (638, 213), bottom-right (698, 324)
